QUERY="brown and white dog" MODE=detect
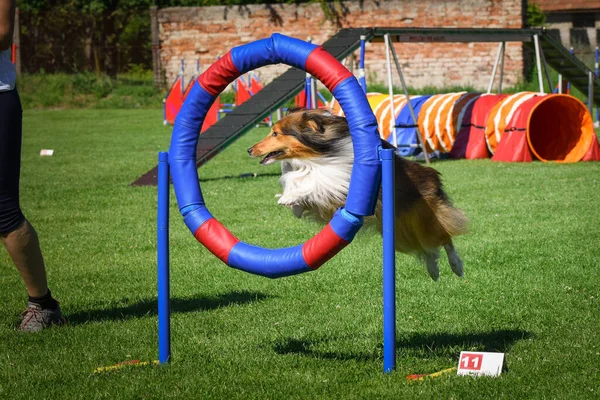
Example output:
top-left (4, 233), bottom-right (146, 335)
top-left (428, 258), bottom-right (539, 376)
top-left (247, 107), bottom-right (468, 280)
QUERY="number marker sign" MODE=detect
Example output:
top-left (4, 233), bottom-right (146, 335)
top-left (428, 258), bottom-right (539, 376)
top-left (457, 352), bottom-right (504, 377)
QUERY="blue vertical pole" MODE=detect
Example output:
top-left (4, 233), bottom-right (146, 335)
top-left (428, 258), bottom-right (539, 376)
top-left (380, 147), bottom-right (396, 373)
top-left (158, 152), bottom-right (171, 364)
top-left (305, 73), bottom-right (312, 109)
top-left (359, 35), bottom-right (367, 94)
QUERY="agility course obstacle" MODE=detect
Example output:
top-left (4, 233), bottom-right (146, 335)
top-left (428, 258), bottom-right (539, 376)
top-left (133, 28), bottom-right (371, 186)
top-left (134, 27), bottom-right (600, 186)
top-left (164, 59), bottom-right (267, 129)
top-left (348, 90), bottom-right (598, 162)
top-left (163, 60), bottom-right (185, 125)
top-left (158, 34), bottom-right (398, 372)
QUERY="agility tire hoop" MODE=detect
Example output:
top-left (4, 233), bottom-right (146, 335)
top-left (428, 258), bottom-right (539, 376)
top-left (169, 33), bottom-right (382, 278)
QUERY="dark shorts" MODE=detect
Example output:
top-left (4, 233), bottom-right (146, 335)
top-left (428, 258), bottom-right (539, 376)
top-left (0, 88), bottom-right (25, 234)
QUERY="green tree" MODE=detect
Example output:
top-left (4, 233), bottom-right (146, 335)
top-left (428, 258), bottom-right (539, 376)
top-left (20, 0), bottom-right (154, 75)
top-left (72, 0), bottom-right (153, 76)
top-left (527, 3), bottom-right (547, 27)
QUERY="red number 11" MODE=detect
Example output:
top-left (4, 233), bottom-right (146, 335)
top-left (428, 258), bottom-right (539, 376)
top-left (461, 354), bottom-right (483, 370)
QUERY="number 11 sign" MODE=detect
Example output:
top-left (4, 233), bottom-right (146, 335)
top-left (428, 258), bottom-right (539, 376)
top-left (457, 352), bottom-right (504, 377)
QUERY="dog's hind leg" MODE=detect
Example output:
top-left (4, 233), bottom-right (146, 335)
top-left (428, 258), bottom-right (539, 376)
top-left (424, 250), bottom-right (441, 281)
top-left (444, 240), bottom-right (464, 278)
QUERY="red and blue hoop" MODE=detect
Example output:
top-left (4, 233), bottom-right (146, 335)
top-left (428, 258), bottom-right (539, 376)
top-left (160, 34), bottom-right (398, 371)
top-left (168, 34), bottom-right (382, 278)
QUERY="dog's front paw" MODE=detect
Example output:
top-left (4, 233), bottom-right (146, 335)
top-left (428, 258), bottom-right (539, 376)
top-left (277, 195), bottom-right (304, 218)
top-left (277, 194), bottom-right (294, 206)
top-left (291, 204), bottom-right (304, 218)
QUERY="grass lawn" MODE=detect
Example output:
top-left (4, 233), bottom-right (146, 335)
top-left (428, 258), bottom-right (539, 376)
top-left (0, 109), bottom-right (599, 399)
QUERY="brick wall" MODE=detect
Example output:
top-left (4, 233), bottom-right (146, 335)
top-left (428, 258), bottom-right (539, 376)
top-left (158, 0), bottom-right (525, 91)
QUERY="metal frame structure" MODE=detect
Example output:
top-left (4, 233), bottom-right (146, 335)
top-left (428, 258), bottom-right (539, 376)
top-left (370, 27), bottom-right (599, 111)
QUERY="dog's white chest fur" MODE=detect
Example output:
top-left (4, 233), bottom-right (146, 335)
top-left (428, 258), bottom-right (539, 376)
top-left (277, 139), bottom-right (354, 220)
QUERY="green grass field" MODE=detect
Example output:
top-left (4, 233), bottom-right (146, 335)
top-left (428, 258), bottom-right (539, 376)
top-left (0, 109), bottom-right (599, 399)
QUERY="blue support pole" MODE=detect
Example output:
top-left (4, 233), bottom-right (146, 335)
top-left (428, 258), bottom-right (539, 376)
top-left (380, 147), bottom-right (396, 373)
top-left (158, 152), bottom-right (171, 364)
top-left (305, 73), bottom-right (312, 109)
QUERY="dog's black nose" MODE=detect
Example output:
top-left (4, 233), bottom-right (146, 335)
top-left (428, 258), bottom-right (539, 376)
top-left (247, 147), bottom-right (253, 155)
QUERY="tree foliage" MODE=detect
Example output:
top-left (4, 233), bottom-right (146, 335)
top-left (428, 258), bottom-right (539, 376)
top-left (19, 0), bottom-right (155, 75)
top-left (526, 3), bottom-right (547, 28)
top-left (17, 0), bottom-right (333, 75)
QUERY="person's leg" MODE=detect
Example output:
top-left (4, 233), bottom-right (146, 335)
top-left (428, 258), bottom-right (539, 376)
top-left (0, 89), bottom-right (64, 331)
top-left (1, 218), bottom-right (49, 298)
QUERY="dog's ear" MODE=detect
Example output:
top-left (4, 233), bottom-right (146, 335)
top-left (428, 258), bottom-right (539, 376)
top-left (306, 118), bottom-right (324, 134)
top-left (285, 106), bottom-right (306, 116)
top-left (303, 112), bottom-right (326, 134)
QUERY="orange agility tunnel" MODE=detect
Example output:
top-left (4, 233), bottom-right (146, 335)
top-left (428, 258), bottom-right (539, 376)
top-left (372, 94), bottom-right (410, 140)
top-left (328, 92), bottom-right (385, 117)
top-left (330, 93), bottom-right (415, 141)
top-left (486, 92), bottom-right (598, 163)
top-left (417, 92), bottom-right (482, 153)
top-left (450, 94), bottom-right (507, 159)
top-left (329, 89), bottom-right (599, 163)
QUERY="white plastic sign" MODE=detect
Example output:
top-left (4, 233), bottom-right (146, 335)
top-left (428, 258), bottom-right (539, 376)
top-left (40, 149), bottom-right (54, 156)
top-left (457, 351), bottom-right (504, 377)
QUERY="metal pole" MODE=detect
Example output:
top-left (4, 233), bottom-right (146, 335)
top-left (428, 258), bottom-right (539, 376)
top-left (359, 35), bottom-right (367, 94)
top-left (595, 46), bottom-right (599, 124)
top-left (180, 59), bottom-right (185, 94)
top-left (539, 43), bottom-right (553, 94)
top-left (305, 37), bottom-right (314, 109)
top-left (589, 71), bottom-right (594, 116)
top-left (304, 73), bottom-right (312, 109)
top-left (533, 34), bottom-right (544, 94)
top-left (567, 47), bottom-right (574, 94)
top-left (498, 42), bottom-right (505, 94)
top-left (558, 74), bottom-right (562, 94)
top-left (487, 42), bottom-right (503, 94)
top-left (380, 147), bottom-right (396, 374)
top-left (310, 77), bottom-right (317, 109)
top-left (158, 152), bottom-right (171, 364)
top-left (384, 34), bottom-right (398, 147)
top-left (387, 37), bottom-right (430, 164)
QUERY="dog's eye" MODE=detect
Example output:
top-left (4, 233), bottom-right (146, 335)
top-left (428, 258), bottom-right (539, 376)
top-left (272, 132), bottom-right (278, 137)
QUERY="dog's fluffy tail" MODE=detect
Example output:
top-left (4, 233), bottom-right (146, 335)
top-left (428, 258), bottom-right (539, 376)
top-left (436, 201), bottom-right (470, 238)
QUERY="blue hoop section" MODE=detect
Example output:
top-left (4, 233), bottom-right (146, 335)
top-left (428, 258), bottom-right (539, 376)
top-left (169, 34), bottom-right (381, 278)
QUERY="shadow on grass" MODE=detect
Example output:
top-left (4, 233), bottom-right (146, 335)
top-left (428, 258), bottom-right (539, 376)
top-left (199, 172), bottom-right (280, 182)
top-left (66, 290), bottom-right (270, 325)
top-left (273, 329), bottom-right (532, 362)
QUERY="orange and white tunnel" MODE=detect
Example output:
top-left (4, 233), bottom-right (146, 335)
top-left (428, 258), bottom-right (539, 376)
top-left (485, 92), bottom-right (598, 162)
top-left (328, 90), bottom-right (599, 162)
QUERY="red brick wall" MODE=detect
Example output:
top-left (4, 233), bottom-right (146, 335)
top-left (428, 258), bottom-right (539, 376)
top-left (158, 0), bottom-right (524, 91)
top-left (533, 0), bottom-right (599, 12)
